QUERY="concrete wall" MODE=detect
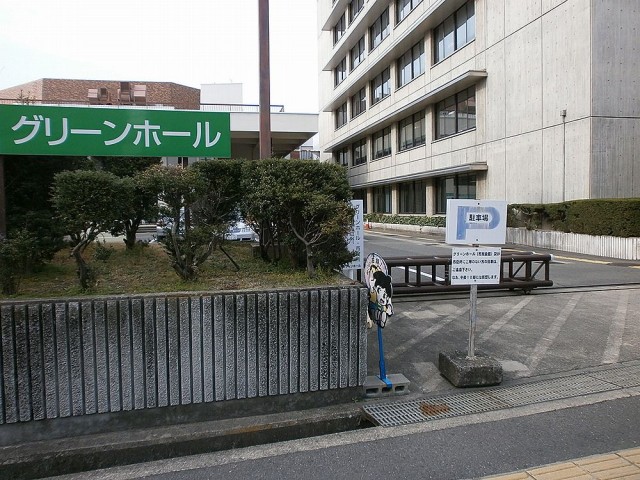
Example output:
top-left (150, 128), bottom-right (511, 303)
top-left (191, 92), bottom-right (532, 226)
top-left (590, 0), bottom-right (640, 198)
top-left (319, 0), bottom-right (640, 208)
top-left (0, 287), bottom-right (368, 425)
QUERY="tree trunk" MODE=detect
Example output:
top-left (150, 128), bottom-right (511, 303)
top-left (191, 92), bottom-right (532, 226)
top-left (72, 242), bottom-right (92, 289)
top-left (305, 244), bottom-right (316, 277)
top-left (124, 222), bottom-right (137, 249)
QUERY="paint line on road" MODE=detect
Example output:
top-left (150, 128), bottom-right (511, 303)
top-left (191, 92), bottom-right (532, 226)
top-left (553, 255), bottom-right (611, 265)
top-left (395, 266), bottom-right (446, 282)
top-left (479, 296), bottom-right (533, 343)
top-left (526, 293), bottom-right (582, 372)
top-left (387, 304), bottom-right (470, 360)
top-left (602, 290), bottom-right (630, 365)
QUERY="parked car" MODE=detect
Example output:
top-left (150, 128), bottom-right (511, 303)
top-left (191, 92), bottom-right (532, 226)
top-left (225, 221), bottom-right (258, 241)
top-left (155, 208), bottom-right (184, 240)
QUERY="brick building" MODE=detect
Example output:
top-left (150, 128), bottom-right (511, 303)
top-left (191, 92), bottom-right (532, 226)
top-left (0, 78), bottom-right (200, 110)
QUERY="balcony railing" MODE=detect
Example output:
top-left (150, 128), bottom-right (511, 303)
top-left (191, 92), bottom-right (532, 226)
top-left (1, 99), bottom-right (286, 113)
top-left (200, 103), bottom-right (285, 113)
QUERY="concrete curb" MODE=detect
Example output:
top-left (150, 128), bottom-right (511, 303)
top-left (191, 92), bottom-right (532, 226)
top-left (0, 403), bottom-right (365, 479)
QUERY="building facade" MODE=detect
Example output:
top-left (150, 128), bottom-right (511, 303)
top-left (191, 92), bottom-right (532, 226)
top-left (318, 0), bottom-right (640, 215)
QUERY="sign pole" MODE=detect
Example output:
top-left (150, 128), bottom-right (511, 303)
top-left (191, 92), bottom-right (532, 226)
top-left (467, 283), bottom-right (478, 359)
top-left (0, 155), bottom-right (6, 239)
top-left (377, 325), bottom-right (390, 385)
top-left (258, 0), bottom-right (272, 159)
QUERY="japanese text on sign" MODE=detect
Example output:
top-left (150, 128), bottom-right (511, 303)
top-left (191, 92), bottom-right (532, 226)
top-left (0, 104), bottom-right (231, 157)
top-left (344, 200), bottom-right (364, 270)
top-left (450, 247), bottom-right (502, 285)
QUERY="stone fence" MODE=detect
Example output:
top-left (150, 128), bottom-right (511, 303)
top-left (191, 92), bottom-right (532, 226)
top-left (0, 286), bottom-right (368, 425)
top-left (369, 223), bottom-right (640, 260)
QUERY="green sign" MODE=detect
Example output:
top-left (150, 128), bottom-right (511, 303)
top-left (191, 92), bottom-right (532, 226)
top-left (0, 104), bottom-right (231, 157)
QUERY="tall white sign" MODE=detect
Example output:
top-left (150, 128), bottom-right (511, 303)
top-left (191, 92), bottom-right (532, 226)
top-left (344, 200), bottom-right (364, 270)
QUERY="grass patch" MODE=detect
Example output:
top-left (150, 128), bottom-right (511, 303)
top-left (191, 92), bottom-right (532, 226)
top-left (3, 241), bottom-right (355, 300)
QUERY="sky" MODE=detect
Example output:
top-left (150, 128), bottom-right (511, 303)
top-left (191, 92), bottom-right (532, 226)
top-left (0, 0), bottom-right (319, 113)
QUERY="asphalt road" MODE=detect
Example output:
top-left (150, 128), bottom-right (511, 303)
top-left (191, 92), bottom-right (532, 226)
top-left (362, 229), bottom-right (640, 289)
top-left (53, 386), bottom-right (640, 480)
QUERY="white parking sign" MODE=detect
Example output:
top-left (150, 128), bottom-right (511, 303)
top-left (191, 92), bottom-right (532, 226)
top-left (445, 200), bottom-right (507, 245)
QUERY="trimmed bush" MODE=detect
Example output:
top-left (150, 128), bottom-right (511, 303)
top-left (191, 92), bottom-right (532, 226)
top-left (364, 213), bottom-right (446, 228)
top-left (509, 199), bottom-right (640, 237)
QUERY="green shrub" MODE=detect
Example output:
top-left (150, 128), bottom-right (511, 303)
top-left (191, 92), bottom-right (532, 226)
top-left (509, 199), bottom-right (640, 237)
top-left (93, 240), bottom-right (114, 262)
top-left (241, 159), bottom-right (355, 276)
top-left (0, 229), bottom-right (41, 294)
top-left (364, 213), bottom-right (446, 228)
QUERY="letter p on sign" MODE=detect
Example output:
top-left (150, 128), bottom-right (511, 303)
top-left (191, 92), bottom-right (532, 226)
top-left (445, 200), bottom-right (507, 245)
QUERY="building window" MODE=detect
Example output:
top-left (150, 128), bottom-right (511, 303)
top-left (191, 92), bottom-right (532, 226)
top-left (333, 13), bottom-right (346, 45)
top-left (399, 180), bottom-right (426, 214)
top-left (352, 138), bottom-right (367, 166)
top-left (396, 0), bottom-right (423, 24)
top-left (371, 67), bottom-right (391, 105)
top-left (353, 189), bottom-right (368, 213)
top-left (350, 36), bottom-right (366, 71)
top-left (397, 41), bottom-right (425, 87)
top-left (334, 57), bottom-right (347, 87)
top-left (435, 86), bottom-right (476, 139)
top-left (335, 102), bottom-right (348, 129)
top-left (398, 111), bottom-right (426, 151)
top-left (373, 185), bottom-right (392, 213)
top-left (435, 173), bottom-right (476, 214)
top-left (336, 146), bottom-right (350, 166)
top-left (372, 127), bottom-right (392, 159)
top-left (370, 8), bottom-right (390, 51)
top-left (350, 87), bottom-right (366, 118)
top-left (434, 1), bottom-right (475, 63)
top-left (349, 0), bottom-right (364, 24)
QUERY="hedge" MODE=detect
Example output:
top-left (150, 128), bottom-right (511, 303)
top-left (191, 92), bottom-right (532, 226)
top-left (365, 199), bottom-right (640, 238)
top-left (508, 199), bottom-right (640, 237)
top-left (364, 213), bottom-right (446, 228)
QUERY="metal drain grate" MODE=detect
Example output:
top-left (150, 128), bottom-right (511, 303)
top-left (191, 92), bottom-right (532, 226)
top-left (363, 391), bottom-right (509, 427)
top-left (363, 366), bottom-right (640, 427)
top-left (486, 374), bottom-right (619, 407)
top-left (588, 364), bottom-right (640, 388)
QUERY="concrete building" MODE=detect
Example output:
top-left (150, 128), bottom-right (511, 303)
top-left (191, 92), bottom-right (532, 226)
top-left (0, 79), bottom-right (317, 161)
top-left (318, 0), bottom-right (640, 215)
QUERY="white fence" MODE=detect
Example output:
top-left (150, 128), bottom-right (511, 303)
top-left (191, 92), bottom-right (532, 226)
top-left (368, 223), bottom-right (640, 260)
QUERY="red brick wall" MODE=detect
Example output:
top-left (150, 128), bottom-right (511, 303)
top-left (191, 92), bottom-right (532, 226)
top-left (1, 78), bottom-right (201, 110)
top-left (0, 79), bottom-right (44, 102)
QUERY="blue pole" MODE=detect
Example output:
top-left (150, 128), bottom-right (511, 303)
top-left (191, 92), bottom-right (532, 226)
top-left (377, 324), bottom-right (392, 387)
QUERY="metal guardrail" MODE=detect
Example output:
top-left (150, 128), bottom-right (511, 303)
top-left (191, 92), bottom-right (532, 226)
top-left (378, 253), bottom-right (553, 295)
top-left (0, 99), bottom-right (287, 112)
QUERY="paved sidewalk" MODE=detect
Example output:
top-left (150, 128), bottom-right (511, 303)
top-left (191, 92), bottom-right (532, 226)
top-left (484, 447), bottom-right (640, 480)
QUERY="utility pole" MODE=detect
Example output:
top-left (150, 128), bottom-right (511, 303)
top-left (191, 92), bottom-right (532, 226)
top-left (258, 0), bottom-right (272, 159)
top-left (0, 156), bottom-right (6, 238)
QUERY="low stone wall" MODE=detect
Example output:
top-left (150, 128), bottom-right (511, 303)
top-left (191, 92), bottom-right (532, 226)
top-left (369, 223), bottom-right (640, 260)
top-left (506, 228), bottom-right (640, 260)
top-left (0, 286), bottom-right (368, 425)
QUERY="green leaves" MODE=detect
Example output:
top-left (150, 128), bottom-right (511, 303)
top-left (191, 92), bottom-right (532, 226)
top-left (241, 159), bottom-right (355, 276)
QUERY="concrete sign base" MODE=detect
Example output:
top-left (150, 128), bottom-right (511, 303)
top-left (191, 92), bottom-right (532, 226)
top-left (364, 374), bottom-right (410, 398)
top-left (438, 350), bottom-right (503, 388)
